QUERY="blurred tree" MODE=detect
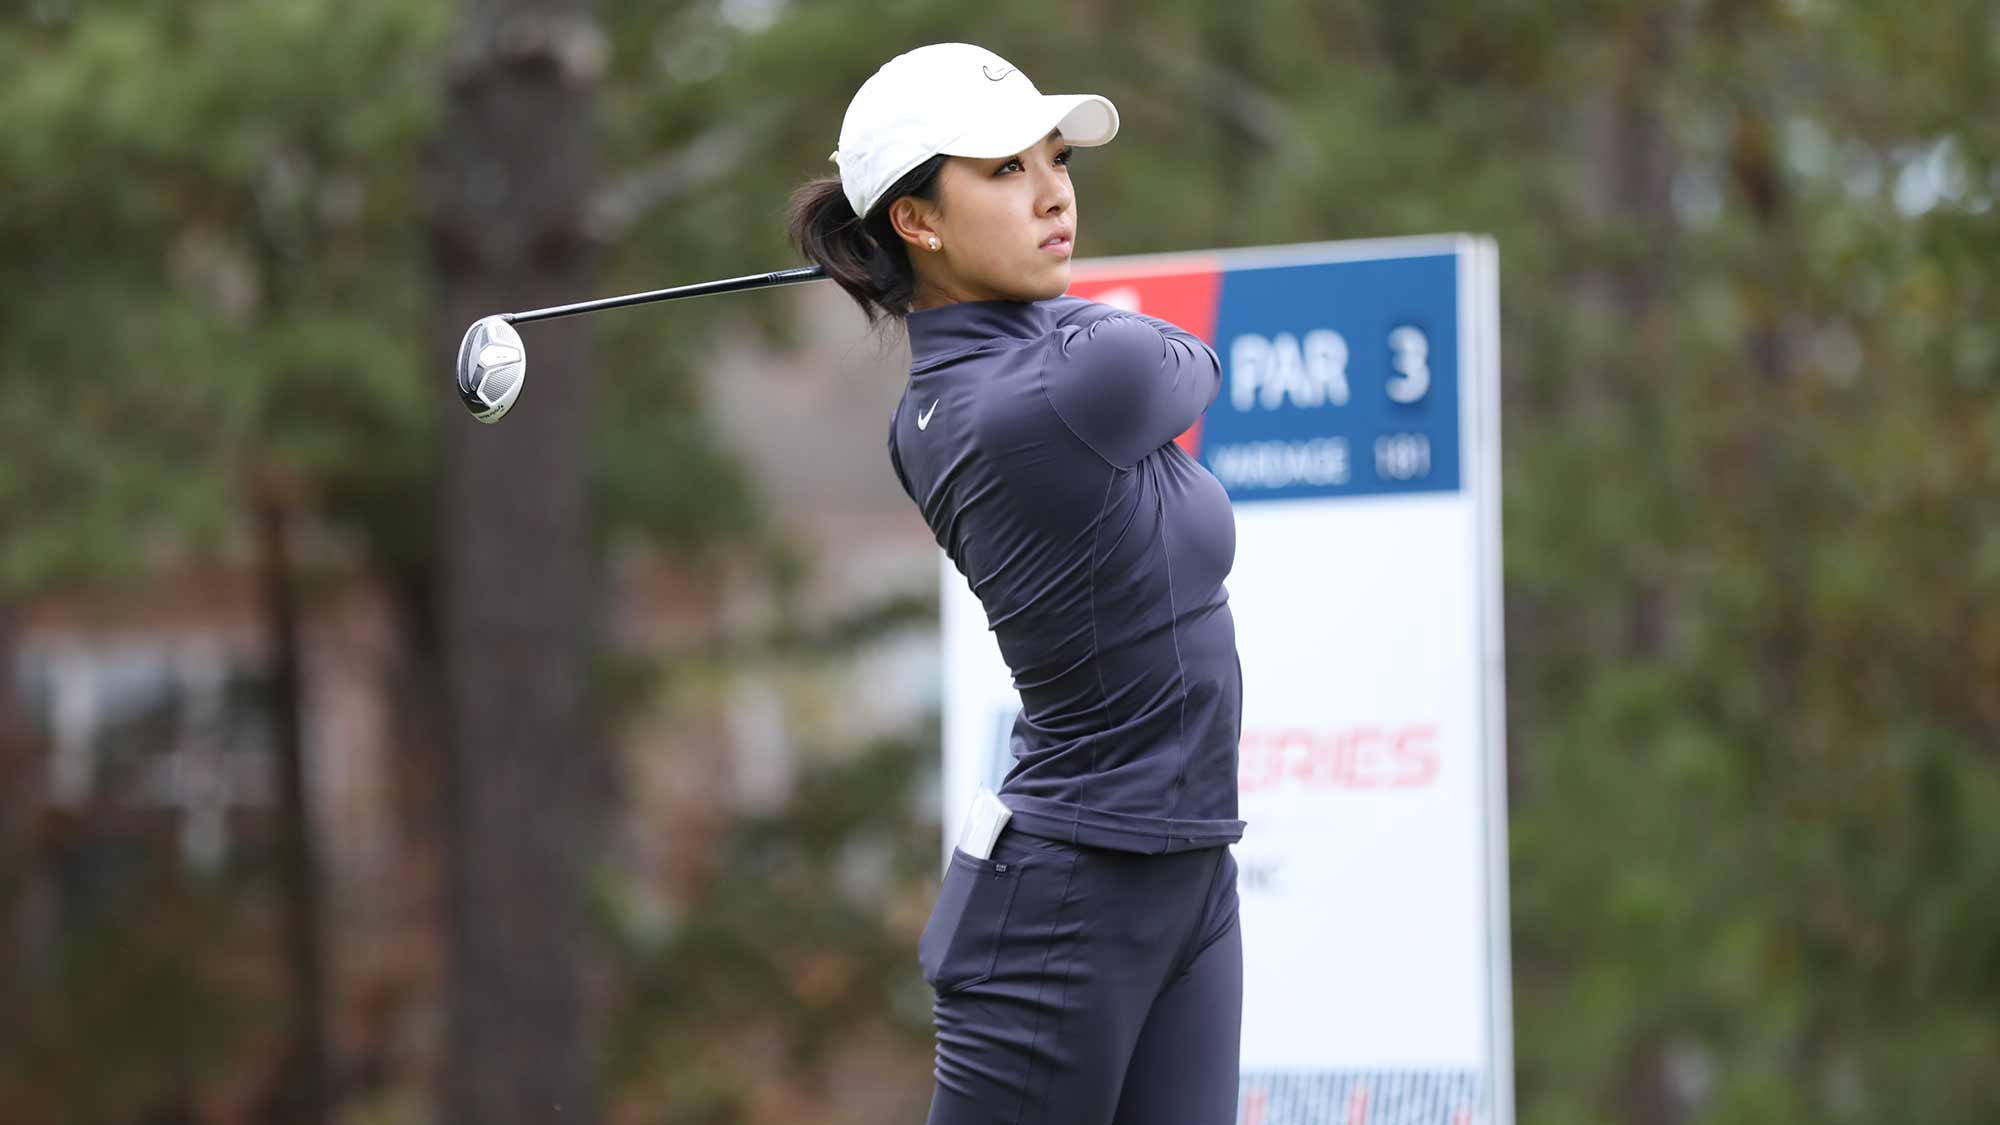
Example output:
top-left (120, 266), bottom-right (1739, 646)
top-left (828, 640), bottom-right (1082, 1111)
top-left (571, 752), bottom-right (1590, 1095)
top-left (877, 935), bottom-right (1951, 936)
top-left (0, 3), bottom-right (447, 1120)
top-left (0, 0), bottom-right (766, 1117)
top-left (425, 0), bottom-right (606, 1121)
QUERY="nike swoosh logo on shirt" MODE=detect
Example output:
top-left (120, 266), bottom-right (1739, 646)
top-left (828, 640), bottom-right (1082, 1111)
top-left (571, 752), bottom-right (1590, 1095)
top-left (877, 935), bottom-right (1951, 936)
top-left (918, 399), bottom-right (939, 430)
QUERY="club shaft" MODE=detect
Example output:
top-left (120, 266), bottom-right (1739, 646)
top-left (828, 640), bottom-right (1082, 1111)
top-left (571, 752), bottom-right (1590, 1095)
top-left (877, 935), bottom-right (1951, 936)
top-left (501, 265), bottom-right (828, 325)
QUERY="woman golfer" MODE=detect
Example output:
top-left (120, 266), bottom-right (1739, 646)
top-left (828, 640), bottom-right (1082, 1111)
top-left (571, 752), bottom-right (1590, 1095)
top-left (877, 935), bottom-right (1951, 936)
top-left (789, 43), bottom-right (1245, 1125)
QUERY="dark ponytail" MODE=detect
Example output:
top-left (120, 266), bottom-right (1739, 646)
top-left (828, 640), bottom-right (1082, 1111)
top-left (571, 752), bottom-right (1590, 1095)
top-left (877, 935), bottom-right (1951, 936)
top-left (786, 154), bottom-right (948, 326)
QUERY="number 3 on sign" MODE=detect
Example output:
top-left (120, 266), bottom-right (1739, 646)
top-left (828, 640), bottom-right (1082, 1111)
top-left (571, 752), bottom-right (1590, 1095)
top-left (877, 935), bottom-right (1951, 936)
top-left (1387, 325), bottom-right (1429, 404)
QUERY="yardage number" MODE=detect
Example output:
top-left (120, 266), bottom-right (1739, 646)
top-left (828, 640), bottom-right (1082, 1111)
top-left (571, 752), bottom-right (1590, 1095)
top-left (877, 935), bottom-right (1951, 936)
top-left (1374, 433), bottom-right (1432, 480)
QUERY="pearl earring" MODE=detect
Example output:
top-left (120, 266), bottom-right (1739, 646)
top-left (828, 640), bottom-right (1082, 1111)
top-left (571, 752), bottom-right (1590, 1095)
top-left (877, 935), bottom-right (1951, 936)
top-left (928, 237), bottom-right (940, 251)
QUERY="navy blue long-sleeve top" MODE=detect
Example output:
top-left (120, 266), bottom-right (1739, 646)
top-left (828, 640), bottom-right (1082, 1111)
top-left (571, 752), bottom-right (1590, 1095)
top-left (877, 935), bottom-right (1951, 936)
top-left (889, 295), bottom-right (1245, 855)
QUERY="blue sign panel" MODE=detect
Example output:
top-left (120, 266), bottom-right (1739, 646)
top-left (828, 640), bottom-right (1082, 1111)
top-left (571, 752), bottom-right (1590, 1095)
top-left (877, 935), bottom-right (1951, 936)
top-left (1200, 254), bottom-right (1460, 503)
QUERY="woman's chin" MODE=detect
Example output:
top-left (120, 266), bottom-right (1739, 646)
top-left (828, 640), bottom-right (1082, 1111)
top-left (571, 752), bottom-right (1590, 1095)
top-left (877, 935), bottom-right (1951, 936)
top-left (1026, 262), bottom-right (1072, 299)
top-left (982, 262), bottom-right (1071, 303)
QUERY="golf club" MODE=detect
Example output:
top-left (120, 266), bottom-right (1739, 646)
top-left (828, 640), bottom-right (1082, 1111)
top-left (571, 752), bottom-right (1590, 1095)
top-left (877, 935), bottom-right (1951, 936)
top-left (455, 264), bottom-right (828, 423)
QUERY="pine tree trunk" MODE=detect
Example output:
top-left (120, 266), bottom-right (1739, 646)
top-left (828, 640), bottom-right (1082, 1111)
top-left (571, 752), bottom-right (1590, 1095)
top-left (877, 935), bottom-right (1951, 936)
top-left (256, 485), bottom-right (329, 1125)
top-left (426, 2), bottom-right (604, 1121)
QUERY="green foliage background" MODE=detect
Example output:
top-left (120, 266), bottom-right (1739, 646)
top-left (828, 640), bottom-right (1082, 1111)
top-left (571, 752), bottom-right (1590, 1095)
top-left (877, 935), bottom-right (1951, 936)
top-left (2, 0), bottom-right (1996, 1122)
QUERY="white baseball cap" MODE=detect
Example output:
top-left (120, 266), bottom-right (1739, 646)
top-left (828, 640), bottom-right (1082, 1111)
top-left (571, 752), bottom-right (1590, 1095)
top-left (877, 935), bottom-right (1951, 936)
top-left (830, 43), bottom-right (1120, 219)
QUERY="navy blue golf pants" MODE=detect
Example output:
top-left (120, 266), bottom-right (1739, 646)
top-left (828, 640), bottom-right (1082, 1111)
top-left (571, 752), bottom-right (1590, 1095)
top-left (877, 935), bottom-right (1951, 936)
top-left (919, 827), bottom-right (1243, 1124)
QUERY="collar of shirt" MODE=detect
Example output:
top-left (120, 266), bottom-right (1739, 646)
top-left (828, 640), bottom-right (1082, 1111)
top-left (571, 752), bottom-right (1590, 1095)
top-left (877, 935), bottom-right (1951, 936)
top-left (906, 298), bottom-right (1055, 370)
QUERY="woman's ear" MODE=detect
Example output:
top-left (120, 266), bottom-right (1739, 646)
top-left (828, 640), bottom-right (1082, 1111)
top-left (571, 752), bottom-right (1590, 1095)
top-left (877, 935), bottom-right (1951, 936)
top-left (888, 194), bottom-right (939, 254)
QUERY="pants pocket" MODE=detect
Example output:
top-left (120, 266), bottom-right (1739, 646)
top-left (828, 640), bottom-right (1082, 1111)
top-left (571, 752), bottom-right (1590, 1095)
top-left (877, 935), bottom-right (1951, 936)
top-left (919, 846), bottom-right (1025, 993)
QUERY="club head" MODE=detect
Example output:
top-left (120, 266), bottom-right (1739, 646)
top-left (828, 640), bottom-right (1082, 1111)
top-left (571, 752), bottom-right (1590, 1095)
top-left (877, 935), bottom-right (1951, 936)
top-left (456, 316), bottom-right (526, 424)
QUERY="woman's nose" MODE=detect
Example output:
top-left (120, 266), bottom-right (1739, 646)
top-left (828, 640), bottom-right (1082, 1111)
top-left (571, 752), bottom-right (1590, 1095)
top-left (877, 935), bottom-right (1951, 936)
top-left (1036, 168), bottom-right (1071, 212)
